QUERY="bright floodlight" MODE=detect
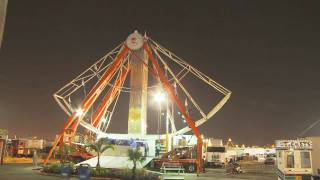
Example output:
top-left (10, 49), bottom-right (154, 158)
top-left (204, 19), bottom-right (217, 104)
top-left (75, 108), bottom-right (84, 117)
top-left (154, 91), bottom-right (166, 104)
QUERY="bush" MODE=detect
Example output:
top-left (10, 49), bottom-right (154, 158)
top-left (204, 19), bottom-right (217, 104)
top-left (116, 168), bottom-right (132, 180)
top-left (109, 168), bottom-right (160, 180)
top-left (42, 162), bottom-right (76, 175)
top-left (43, 163), bottom-right (62, 174)
top-left (43, 164), bottom-right (160, 179)
top-left (90, 168), bottom-right (109, 177)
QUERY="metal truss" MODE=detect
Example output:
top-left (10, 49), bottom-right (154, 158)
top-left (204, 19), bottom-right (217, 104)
top-left (53, 44), bottom-right (128, 115)
top-left (148, 38), bottom-right (232, 135)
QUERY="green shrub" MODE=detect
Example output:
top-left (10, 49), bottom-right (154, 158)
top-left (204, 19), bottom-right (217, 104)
top-left (117, 168), bottom-right (132, 179)
top-left (40, 166), bottom-right (161, 180)
top-left (110, 168), bottom-right (160, 180)
top-left (42, 162), bottom-right (76, 174)
top-left (90, 168), bottom-right (110, 177)
top-left (43, 163), bottom-right (61, 174)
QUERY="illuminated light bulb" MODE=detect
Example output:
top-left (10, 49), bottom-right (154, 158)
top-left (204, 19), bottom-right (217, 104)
top-left (75, 108), bottom-right (84, 117)
top-left (154, 91), bottom-right (166, 104)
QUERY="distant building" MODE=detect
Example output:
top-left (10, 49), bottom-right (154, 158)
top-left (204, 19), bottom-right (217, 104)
top-left (9, 137), bottom-right (46, 157)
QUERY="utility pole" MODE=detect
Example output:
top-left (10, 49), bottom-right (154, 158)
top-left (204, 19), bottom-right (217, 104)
top-left (165, 93), bottom-right (169, 152)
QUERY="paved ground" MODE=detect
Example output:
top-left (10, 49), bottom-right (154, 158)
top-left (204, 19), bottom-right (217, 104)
top-left (0, 164), bottom-right (76, 180)
top-left (0, 162), bottom-right (277, 180)
top-left (185, 163), bottom-right (277, 180)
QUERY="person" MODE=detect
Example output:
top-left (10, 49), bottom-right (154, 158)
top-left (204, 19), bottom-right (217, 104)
top-left (228, 158), bottom-right (234, 164)
top-left (32, 150), bottom-right (38, 167)
top-left (144, 143), bottom-right (149, 157)
top-left (155, 142), bottom-right (161, 157)
top-left (202, 156), bottom-right (206, 172)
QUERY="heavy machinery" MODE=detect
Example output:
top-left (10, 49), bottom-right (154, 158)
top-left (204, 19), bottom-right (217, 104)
top-left (44, 31), bottom-right (231, 175)
top-left (153, 146), bottom-right (198, 173)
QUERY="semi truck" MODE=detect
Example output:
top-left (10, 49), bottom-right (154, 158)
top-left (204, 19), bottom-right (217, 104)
top-left (204, 138), bottom-right (226, 168)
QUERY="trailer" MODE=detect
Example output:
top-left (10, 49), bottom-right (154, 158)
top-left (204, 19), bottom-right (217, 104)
top-left (306, 137), bottom-right (320, 179)
top-left (276, 139), bottom-right (313, 180)
top-left (203, 139), bottom-right (226, 168)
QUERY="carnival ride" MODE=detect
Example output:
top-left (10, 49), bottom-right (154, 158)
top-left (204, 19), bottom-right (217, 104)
top-left (44, 31), bottom-right (231, 174)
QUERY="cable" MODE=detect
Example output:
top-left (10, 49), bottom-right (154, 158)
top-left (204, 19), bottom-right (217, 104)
top-left (299, 119), bottom-right (320, 137)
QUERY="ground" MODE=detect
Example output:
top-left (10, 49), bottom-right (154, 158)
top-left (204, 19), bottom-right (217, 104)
top-left (183, 162), bottom-right (276, 180)
top-left (0, 162), bottom-right (277, 180)
top-left (0, 164), bottom-right (65, 180)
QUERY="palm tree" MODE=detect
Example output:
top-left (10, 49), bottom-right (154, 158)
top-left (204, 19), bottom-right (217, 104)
top-left (86, 137), bottom-right (114, 169)
top-left (128, 148), bottom-right (146, 180)
top-left (63, 144), bottom-right (75, 163)
top-left (58, 143), bottom-right (75, 164)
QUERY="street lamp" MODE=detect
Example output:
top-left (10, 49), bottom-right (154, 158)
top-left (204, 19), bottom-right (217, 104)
top-left (153, 90), bottom-right (171, 152)
top-left (153, 90), bottom-right (167, 144)
top-left (75, 108), bottom-right (84, 117)
top-left (153, 91), bottom-right (166, 104)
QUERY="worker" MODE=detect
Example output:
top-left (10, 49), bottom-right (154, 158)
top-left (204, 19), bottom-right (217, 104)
top-left (32, 150), bottom-right (38, 167)
top-left (155, 142), bottom-right (161, 157)
top-left (202, 156), bottom-right (206, 172)
top-left (144, 143), bottom-right (149, 157)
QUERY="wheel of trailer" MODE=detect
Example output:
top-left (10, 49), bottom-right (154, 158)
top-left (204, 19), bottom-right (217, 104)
top-left (186, 163), bottom-right (196, 173)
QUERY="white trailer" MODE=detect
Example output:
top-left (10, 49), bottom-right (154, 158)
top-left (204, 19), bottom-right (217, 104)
top-left (306, 136), bottom-right (320, 178)
top-left (275, 139), bottom-right (313, 180)
top-left (204, 139), bottom-right (226, 167)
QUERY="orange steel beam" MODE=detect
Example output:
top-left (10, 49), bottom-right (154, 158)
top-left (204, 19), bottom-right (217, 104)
top-left (70, 47), bottom-right (130, 134)
top-left (44, 45), bottom-right (129, 165)
top-left (92, 66), bottom-right (130, 128)
top-left (144, 43), bottom-right (203, 175)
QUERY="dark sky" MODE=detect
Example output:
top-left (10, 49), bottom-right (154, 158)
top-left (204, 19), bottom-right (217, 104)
top-left (1, 0), bottom-right (320, 145)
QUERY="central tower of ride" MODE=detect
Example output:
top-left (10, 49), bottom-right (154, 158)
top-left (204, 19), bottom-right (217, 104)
top-left (126, 31), bottom-right (148, 135)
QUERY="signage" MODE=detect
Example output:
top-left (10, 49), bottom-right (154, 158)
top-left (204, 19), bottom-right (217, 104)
top-left (275, 139), bottom-right (312, 150)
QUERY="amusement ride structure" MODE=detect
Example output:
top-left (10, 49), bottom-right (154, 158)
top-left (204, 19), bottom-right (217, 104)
top-left (44, 31), bottom-right (231, 174)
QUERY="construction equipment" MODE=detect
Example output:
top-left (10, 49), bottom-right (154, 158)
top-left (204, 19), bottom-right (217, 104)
top-left (44, 31), bottom-right (231, 175)
top-left (154, 146), bottom-right (199, 173)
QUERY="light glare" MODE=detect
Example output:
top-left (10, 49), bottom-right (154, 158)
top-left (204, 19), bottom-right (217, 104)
top-left (75, 108), bottom-right (84, 117)
top-left (154, 91), bottom-right (166, 104)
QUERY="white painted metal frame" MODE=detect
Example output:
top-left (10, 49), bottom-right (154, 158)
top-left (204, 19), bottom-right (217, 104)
top-left (53, 37), bottom-right (231, 137)
top-left (53, 43), bottom-right (128, 116)
top-left (148, 39), bottom-right (231, 135)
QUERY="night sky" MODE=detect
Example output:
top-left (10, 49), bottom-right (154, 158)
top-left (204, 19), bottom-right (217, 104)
top-left (1, 1), bottom-right (320, 145)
